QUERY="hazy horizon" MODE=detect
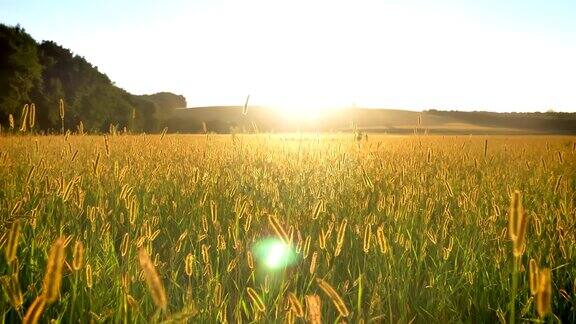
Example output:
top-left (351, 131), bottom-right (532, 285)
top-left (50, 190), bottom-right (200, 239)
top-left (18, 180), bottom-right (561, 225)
top-left (3, 0), bottom-right (576, 113)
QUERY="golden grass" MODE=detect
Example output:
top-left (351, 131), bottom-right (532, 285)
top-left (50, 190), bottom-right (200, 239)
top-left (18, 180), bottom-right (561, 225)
top-left (0, 134), bottom-right (574, 322)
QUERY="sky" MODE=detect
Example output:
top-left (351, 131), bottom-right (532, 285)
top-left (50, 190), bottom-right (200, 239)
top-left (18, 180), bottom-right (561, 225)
top-left (2, 0), bottom-right (576, 113)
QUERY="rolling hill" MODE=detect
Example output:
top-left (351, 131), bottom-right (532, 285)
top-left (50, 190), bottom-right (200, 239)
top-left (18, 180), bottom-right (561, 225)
top-left (167, 106), bottom-right (576, 135)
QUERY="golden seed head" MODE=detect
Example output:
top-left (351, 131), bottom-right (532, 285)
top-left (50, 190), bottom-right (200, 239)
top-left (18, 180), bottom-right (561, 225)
top-left (267, 213), bottom-right (289, 245)
top-left (529, 259), bottom-right (539, 296)
top-left (303, 235), bottom-right (312, 259)
top-left (247, 250), bottom-right (254, 270)
top-left (309, 252), bottom-right (318, 275)
top-left (312, 200), bottom-right (323, 220)
top-left (201, 244), bottom-right (210, 264)
top-left (316, 278), bottom-right (349, 317)
top-left (363, 223), bottom-right (372, 253)
top-left (508, 190), bottom-right (522, 241)
top-left (185, 253), bottom-right (194, 277)
top-left (23, 295), bottom-right (46, 324)
top-left (513, 211), bottom-right (528, 257)
top-left (85, 264), bottom-right (93, 289)
top-left (247, 287), bottom-right (266, 313)
top-left (5, 219), bottom-right (21, 263)
top-left (213, 282), bottom-right (222, 305)
top-left (29, 103), bottom-right (36, 128)
top-left (287, 292), bottom-right (304, 317)
top-left (0, 274), bottom-right (23, 310)
top-left (59, 99), bottom-right (65, 119)
top-left (41, 237), bottom-right (66, 303)
top-left (120, 233), bottom-right (130, 257)
top-left (72, 240), bottom-right (84, 271)
top-left (210, 200), bottom-right (218, 223)
top-left (319, 228), bottom-right (326, 250)
top-left (138, 248), bottom-right (167, 310)
top-left (19, 104), bottom-right (29, 132)
top-left (536, 268), bottom-right (552, 317)
top-left (376, 226), bottom-right (389, 254)
top-left (305, 294), bottom-right (321, 324)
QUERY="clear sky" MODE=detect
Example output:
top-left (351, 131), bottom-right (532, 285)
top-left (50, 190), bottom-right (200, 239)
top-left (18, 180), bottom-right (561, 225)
top-left (2, 0), bottom-right (576, 113)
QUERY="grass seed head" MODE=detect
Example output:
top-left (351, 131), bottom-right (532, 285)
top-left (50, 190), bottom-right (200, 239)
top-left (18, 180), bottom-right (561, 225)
top-left (316, 278), bottom-right (349, 317)
top-left (363, 224), bottom-right (372, 253)
top-left (268, 213), bottom-right (289, 244)
top-left (185, 253), bottom-right (194, 277)
top-left (529, 259), bottom-right (539, 296)
top-left (305, 294), bottom-right (321, 324)
top-left (138, 247), bottom-right (167, 310)
top-left (0, 273), bottom-right (23, 310)
top-left (508, 190), bottom-right (522, 241)
top-left (23, 295), bottom-right (46, 324)
top-left (536, 268), bottom-right (552, 318)
top-left (41, 237), bottom-right (66, 303)
top-left (247, 287), bottom-right (265, 313)
top-left (5, 219), bottom-right (21, 263)
top-left (72, 240), bottom-right (84, 271)
top-left (287, 292), bottom-right (304, 317)
top-left (85, 264), bottom-right (93, 288)
top-left (513, 211), bottom-right (528, 257)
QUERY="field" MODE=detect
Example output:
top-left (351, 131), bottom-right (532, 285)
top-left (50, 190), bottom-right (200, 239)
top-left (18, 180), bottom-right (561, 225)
top-left (1, 134), bottom-right (575, 323)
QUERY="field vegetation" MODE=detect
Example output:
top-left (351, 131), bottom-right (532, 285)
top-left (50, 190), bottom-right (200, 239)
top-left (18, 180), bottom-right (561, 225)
top-left (0, 133), bottom-right (575, 323)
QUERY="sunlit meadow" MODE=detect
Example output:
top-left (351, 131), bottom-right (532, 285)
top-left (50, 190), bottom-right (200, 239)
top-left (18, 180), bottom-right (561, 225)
top-left (1, 133), bottom-right (575, 322)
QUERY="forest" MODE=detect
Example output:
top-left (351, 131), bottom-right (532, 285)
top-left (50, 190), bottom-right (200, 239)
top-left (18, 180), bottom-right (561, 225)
top-left (0, 24), bottom-right (186, 134)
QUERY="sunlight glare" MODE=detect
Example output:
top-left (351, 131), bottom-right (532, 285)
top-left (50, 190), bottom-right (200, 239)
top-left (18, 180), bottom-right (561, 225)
top-left (253, 238), bottom-right (296, 270)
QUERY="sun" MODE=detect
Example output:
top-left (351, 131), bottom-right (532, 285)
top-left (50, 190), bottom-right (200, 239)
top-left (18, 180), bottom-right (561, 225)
top-left (270, 97), bottom-right (348, 122)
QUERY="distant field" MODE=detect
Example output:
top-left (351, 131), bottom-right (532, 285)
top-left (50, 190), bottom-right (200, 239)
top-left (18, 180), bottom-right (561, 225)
top-left (168, 107), bottom-right (576, 135)
top-left (1, 134), bottom-right (575, 322)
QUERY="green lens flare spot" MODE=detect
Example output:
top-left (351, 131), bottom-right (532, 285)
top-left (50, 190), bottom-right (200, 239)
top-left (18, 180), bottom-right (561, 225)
top-left (253, 238), bottom-right (296, 270)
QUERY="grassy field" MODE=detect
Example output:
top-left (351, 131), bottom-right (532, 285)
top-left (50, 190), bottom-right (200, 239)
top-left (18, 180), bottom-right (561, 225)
top-left (0, 134), bottom-right (575, 323)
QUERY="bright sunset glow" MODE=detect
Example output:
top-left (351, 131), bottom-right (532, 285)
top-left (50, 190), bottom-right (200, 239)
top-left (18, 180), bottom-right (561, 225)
top-left (4, 0), bottom-right (576, 112)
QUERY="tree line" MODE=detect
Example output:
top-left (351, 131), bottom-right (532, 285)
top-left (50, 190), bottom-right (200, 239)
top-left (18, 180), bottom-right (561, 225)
top-left (0, 23), bottom-right (186, 134)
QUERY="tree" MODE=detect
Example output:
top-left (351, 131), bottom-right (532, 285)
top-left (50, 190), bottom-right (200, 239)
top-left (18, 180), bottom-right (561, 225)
top-left (0, 24), bottom-right (42, 122)
top-left (1, 23), bottom-right (186, 133)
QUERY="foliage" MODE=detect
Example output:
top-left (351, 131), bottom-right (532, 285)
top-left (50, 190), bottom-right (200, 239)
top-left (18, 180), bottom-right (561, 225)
top-left (0, 24), bottom-right (42, 121)
top-left (0, 23), bottom-right (186, 133)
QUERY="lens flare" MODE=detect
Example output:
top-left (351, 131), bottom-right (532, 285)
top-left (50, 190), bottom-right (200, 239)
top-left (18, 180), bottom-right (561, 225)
top-left (253, 238), bottom-right (296, 270)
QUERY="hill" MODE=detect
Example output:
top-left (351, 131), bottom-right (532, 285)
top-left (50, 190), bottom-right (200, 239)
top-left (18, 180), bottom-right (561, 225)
top-left (168, 106), bottom-right (576, 135)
